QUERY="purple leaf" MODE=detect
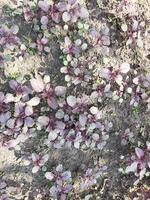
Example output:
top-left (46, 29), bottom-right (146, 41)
top-left (4, 93), bottom-right (14, 103)
top-left (45, 172), bottom-right (54, 180)
top-left (101, 35), bottom-right (110, 46)
top-left (9, 80), bottom-right (18, 90)
top-left (7, 139), bottom-right (19, 148)
top-left (135, 147), bottom-right (144, 159)
top-left (41, 37), bottom-right (48, 45)
top-left (32, 153), bottom-right (39, 162)
top-left (42, 154), bottom-right (49, 163)
top-left (51, 12), bottom-right (60, 23)
top-left (62, 12), bottom-right (71, 22)
top-left (10, 25), bottom-right (19, 34)
top-left (90, 106), bottom-right (98, 115)
top-left (40, 16), bottom-right (49, 25)
top-left (47, 97), bottom-right (58, 110)
top-left (125, 162), bottom-right (138, 173)
top-left (14, 102), bottom-right (24, 116)
top-left (67, 96), bottom-right (76, 107)
top-left (38, 1), bottom-right (50, 12)
top-left (92, 133), bottom-right (99, 141)
top-left (74, 141), bottom-right (80, 149)
top-left (0, 112), bottom-right (10, 124)
top-left (79, 7), bottom-right (89, 19)
top-left (32, 166), bottom-right (40, 173)
top-left (60, 194), bottom-right (67, 200)
top-left (68, 0), bottom-right (76, 4)
top-left (120, 63), bottom-right (130, 74)
top-left (27, 97), bottom-right (40, 106)
top-left (0, 182), bottom-right (7, 189)
top-left (23, 6), bottom-right (32, 22)
top-left (30, 77), bottom-right (44, 93)
top-left (100, 68), bottom-right (110, 79)
top-left (56, 121), bottom-right (65, 130)
top-left (55, 86), bottom-right (66, 96)
top-left (25, 117), bottom-right (34, 127)
top-left (55, 110), bottom-right (64, 119)
top-left (50, 186), bottom-right (57, 197)
top-left (6, 118), bottom-right (15, 128)
top-left (56, 164), bottom-right (63, 172)
top-left (25, 106), bottom-right (33, 116)
top-left (57, 2), bottom-right (67, 12)
top-left (38, 116), bottom-right (49, 126)
top-left (48, 130), bottom-right (58, 141)
top-left (79, 114), bottom-right (87, 126)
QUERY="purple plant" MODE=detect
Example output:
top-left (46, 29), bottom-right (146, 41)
top-left (39, 1), bottom-right (61, 22)
top-left (125, 143), bottom-right (150, 179)
top-left (0, 79), bottom-right (40, 150)
top-left (116, 0), bottom-right (128, 11)
top-left (0, 194), bottom-right (9, 200)
top-left (60, 36), bottom-right (80, 56)
top-left (45, 164), bottom-right (72, 200)
top-left (96, 64), bottom-right (150, 107)
top-left (38, 116), bottom-right (65, 133)
top-left (121, 128), bottom-right (134, 145)
top-left (9, 80), bottom-right (31, 99)
top-left (0, 182), bottom-right (6, 190)
top-left (49, 4), bottom-right (61, 23)
top-left (60, 56), bottom-right (96, 86)
top-left (38, 1), bottom-right (50, 12)
top-left (30, 75), bottom-right (59, 109)
top-left (78, 168), bottom-right (97, 190)
top-left (38, 0), bottom-right (88, 24)
top-left (23, 5), bottom-right (33, 22)
top-left (89, 24), bottom-right (110, 55)
top-left (32, 153), bottom-right (49, 173)
top-left (0, 0), bottom-right (149, 195)
top-left (78, 161), bottom-right (107, 191)
top-left (36, 37), bottom-right (50, 54)
top-left (57, 0), bottom-right (89, 23)
top-left (121, 17), bottom-right (146, 47)
top-left (14, 101), bottom-right (36, 128)
top-left (56, 95), bottom-right (112, 149)
top-left (0, 26), bottom-right (19, 49)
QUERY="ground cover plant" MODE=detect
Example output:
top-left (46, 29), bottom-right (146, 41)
top-left (0, 0), bottom-right (150, 199)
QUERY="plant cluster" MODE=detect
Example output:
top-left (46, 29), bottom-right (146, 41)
top-left (126, 144), bottom-right (150, 180)
top-left (0, 0), bottom-right (150, 199)
top-left (0, 74), bottom-right (112, 151)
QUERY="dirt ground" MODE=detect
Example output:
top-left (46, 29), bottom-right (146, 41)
top-left (0, 0), bottom-right (150, 199)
